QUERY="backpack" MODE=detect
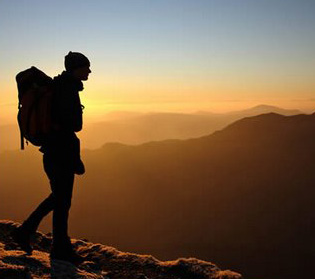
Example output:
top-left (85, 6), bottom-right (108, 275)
top-left (16, 66), bottom-right (54, 149)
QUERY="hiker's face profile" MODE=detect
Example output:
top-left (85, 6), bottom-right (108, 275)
top-left (73, 66), bottom-right (91, 81)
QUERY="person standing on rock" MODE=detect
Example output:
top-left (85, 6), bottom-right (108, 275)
top-left (12, 52), bottom-right (91, 265)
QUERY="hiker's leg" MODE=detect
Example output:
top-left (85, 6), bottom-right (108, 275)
top-left (20, 193), bottom-right (54, 233)
top-left (19, 154), bottom-right (59, 233)
top-left (43, 153), bottom-right (75, 250)
top-left (48, 164), bottom-right (85, 264)
top-left (51, 171), bottom-right (74, 248)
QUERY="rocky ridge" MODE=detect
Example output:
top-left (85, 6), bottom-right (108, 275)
top-left (0, 220), bottom-right (241, 279)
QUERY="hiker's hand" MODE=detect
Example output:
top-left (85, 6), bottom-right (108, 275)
top-left (74, 159), bottom-right (85, 175)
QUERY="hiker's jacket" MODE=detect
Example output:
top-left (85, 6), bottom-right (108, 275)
top-left (40, 71), bottom-right (83, 162)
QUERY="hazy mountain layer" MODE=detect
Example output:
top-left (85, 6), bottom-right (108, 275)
top-left (80, 105), bottom-right (302, 148)
top-left (0, 105), bottom-right (302, 152)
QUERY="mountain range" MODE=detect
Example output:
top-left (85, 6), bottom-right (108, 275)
top-left (0, 105), bottom-right (302, 152)
top-left (1, 112), bottom-right (314, 279)
top-left (80, 104), bottom-right (302, 148)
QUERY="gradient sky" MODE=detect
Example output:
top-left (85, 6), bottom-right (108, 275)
top-left (1, 0), bottom-right (314, 123)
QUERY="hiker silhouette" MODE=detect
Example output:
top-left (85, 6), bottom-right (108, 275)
top-left (12, 52), bottom-right (91, 265)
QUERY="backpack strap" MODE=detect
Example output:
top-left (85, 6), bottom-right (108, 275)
top-left (17, 102), bottom-right (24, 150)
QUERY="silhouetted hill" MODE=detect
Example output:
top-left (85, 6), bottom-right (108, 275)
top-left (80, 105), bottom-right (303, 148)
top-left (226, 104), bottom-right (301, 116)
top-left (1, 113), bottom-right (315, 279)
top-left (0, 105), bottom-right (303, 152)
top-left (0, 220), bottom-right (241, 279)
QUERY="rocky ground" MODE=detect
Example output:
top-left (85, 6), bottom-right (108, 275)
top-left (0, 220), bottom-right (242, 279)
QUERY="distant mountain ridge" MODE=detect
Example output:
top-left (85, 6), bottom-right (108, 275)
top-left (0, 104), bottom-right (305, 152)
top-left (80, 105), bottom-right (303, 149)
top-left (226, 104), bottom-right (301, 115)
top-left (211, 112), bottom-right (315, 139)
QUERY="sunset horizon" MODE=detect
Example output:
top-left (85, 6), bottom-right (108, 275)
top-left (1, 0), bottom-right (314, 125)
top-left (1, 1), bottom-right (314, 279)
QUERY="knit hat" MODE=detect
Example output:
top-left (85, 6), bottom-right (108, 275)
top-left (64, 51), bottom-right (90, 72)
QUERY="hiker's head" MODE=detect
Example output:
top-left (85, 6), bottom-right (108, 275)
top-left (64, 51), bottom-right (91, 81)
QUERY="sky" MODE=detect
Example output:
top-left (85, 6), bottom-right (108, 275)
top-left (1, 0), bottom-right (314, 123)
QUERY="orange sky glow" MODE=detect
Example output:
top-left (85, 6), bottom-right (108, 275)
top-left (1, 0), bottom-right (314, 124)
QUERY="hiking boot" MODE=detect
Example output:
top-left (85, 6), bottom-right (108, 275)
top-left (50, 249), bottom-right (86, 266)
top-left (11, 226), bottom-right (33, 255)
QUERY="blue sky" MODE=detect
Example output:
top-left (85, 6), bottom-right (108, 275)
top-left (1, 0), bottom-right (314, 122)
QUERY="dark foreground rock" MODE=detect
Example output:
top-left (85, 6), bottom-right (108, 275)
top-left (0, 220), bottom-right (241, 279)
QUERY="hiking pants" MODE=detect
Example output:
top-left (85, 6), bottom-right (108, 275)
top-left (21, 152), bottom-right (75, 249)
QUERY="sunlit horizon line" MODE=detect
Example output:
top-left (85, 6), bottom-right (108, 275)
top-left (2, 101), bottom-right (315, 127)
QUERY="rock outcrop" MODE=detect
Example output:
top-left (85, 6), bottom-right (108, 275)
top-left (0, 220), bottom-right (241, 279)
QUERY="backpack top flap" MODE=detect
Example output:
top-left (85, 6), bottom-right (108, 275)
top-left (16, 66), bottom-right (52, 103)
